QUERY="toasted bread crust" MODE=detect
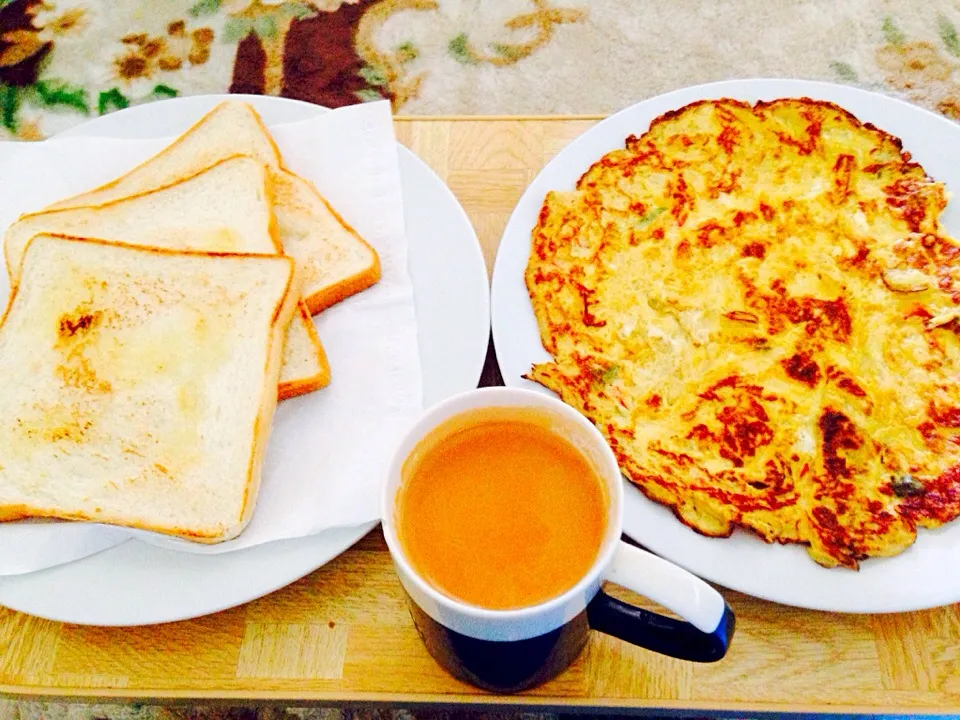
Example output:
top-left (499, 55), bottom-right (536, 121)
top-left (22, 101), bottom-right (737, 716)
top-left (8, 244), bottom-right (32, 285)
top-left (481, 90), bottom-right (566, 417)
top-left (236, 237), bottom-right (299, 541)
top-left (278, 303), bottom-right (331, 401)
top-left (260, 170), bottom-right (332, 399)
top-left (304, 263), bottom-right (382, 315)
top-left (0, 505), bottom-right (231, 541)
top-left (297, 184), bottom-right (382, 314)
top-left (46, 101), bottom-right (284, 211)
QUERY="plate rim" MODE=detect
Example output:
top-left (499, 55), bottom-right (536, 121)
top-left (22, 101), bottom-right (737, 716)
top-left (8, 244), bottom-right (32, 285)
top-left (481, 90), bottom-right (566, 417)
top-left (0, 93), bottom-right (490, 626)
top-left (490, 78), bottom-right (960, 614)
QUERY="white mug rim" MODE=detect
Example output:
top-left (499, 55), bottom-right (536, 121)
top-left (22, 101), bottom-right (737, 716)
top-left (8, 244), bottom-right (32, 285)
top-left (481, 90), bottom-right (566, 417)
top-left (381, 386), bottom-right (625, 624)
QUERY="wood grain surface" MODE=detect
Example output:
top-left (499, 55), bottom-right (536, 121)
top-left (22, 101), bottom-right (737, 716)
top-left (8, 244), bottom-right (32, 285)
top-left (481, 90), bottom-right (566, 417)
top-left (2, 118), bottom-right (960, 713)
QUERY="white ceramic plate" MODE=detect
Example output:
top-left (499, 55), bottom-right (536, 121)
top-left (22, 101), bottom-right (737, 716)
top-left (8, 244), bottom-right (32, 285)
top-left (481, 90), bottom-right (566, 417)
top-left (491, 79), bottom-right (960, 614)
top-left (0, 94), bottom-right (490, 626)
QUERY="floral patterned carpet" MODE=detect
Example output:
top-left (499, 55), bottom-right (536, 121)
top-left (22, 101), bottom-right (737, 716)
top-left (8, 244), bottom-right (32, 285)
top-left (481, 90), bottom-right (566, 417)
top-left (3, 0), bottom-right (960, 718)
top-left (1, 0), bottom-right (960, 139)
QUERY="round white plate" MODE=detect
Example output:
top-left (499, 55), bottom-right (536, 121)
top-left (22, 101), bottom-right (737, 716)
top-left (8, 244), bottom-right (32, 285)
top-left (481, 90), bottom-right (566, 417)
top-left (0, 94), bottom-right (490, 626)
top-left (491, 79), bottom-right (960, 614)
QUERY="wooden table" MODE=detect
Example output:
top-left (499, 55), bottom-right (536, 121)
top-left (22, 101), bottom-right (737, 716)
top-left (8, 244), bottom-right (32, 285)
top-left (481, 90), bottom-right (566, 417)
top-left (2, 117), bottom-right (960, 715)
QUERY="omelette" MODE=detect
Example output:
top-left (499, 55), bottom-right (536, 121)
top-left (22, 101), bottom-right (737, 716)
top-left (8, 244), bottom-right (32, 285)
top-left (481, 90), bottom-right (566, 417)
top-left (525, 97), bottom-right (960, 569)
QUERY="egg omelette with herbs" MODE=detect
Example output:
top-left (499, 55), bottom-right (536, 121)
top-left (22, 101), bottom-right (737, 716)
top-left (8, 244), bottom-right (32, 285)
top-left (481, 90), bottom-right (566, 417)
top-left (525, 97), bottom-right (960, 569)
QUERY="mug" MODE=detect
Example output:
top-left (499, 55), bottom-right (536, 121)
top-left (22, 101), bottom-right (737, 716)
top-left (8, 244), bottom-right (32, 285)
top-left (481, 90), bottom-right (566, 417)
top-left (382, 387), bottom-right (735, 693)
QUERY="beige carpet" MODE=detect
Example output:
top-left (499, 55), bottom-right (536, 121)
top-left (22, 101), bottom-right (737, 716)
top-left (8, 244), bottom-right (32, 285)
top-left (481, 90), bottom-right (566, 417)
top-left (2, 0), bottom-right (960, 717)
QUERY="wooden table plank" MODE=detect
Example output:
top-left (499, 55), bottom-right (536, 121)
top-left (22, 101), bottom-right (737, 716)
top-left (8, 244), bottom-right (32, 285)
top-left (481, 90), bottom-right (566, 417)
top-left (3, 117), bottom-right (960, 713)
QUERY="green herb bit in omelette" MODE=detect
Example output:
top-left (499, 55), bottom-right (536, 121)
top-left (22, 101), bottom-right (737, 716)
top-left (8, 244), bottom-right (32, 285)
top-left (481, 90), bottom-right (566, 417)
top-left (638, 207), bottom-right (665, 227)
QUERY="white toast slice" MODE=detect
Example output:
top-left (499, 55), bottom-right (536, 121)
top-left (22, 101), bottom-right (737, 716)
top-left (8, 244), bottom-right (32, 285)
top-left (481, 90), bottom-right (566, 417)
top-left (0, 234), bottom-right (298, 542)
top-left (46, 100), bottom-right (380, 313)
top-left (4, 156), bottom-right (330, 398)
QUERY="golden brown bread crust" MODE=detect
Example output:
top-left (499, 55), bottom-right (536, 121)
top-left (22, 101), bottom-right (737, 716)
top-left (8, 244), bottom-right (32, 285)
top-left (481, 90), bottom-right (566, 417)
top-left (276, 171), bottom-right (382, 316)
top-left (250, 253), bottom-right (300, 542)
top-left (526, 96), bottom-right (960, 569)
top-left (45, 102), bottom-right (285, 211)
top-left (303, 262), bottom-right (382, 315)
top-left (0, 505), bottom-right (229, 540)
top-left (243, 160), bottom-right (333, 400)
top-left (277, 303), bottom-right (332, 401)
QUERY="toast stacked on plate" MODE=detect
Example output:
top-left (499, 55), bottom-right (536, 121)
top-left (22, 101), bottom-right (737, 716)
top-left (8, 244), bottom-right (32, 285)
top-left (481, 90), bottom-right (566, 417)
top-left (0, 101), bottom-right (381, 542)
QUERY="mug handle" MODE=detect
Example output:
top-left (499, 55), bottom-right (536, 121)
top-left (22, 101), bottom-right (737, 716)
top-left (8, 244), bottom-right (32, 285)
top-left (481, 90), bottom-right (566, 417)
top-left (586, 542), bottom-right (735, 663)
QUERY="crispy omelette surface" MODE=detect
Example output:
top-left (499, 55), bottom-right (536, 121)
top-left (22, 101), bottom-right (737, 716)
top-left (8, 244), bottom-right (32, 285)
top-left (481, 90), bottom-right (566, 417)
top-left (526, 98), bottom-right (960, 568)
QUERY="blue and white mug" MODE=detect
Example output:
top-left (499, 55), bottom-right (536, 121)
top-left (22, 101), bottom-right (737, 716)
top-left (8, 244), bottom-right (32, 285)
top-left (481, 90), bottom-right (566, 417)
top-left (382, 387), bottom-right (735, 692)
